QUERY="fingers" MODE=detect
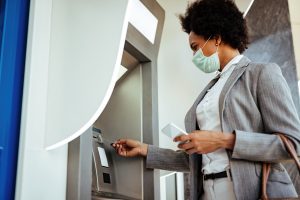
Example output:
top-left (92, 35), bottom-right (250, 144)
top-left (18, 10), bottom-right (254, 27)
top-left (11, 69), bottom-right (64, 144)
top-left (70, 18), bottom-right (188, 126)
top-left (175, 133), bottom-right (202, 155)
top-left (115, 145), bottom-right (139, 157)
top-left (112, 139), bottom-right (127, 146)
top-left (173, 134), bottom-right (190, 143)
top-left (112, 139), bottom-right (140, 148)
top-left (177, 140), bottom-right (194, 150)
top-left (111, 138), bottom-right (142, 157)
top-left (115, 143), bottom-right (129, 157)
top-left (117, 145), bottom-right (125, 156)
top-left (111, 140), bottom-right (125, 155)
top-left (111, 139), bottom-right (127, 148)
top-left (177, 140), bottom-right (198, 155)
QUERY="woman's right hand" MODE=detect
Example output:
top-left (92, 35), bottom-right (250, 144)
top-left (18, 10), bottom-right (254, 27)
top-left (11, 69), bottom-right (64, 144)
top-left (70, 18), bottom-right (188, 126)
top-left (111, 139), bottom-right (148, 157)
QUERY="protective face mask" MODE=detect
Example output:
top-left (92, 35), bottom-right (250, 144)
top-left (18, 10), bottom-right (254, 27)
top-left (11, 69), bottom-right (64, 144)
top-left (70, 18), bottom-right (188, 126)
top-left (192, 37), bottom-right (220, 73)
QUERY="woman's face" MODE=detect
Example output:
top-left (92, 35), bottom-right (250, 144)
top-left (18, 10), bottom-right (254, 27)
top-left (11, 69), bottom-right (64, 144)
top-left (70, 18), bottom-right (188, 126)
top-left (189, 31), bottom-right (219, 56)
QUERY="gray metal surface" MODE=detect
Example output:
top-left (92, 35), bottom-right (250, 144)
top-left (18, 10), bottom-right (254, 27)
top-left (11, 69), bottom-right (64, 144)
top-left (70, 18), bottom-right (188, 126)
top-left (67, 128), bottom-right (92, 200)
top-left (94, 66), bottom-right (143, 199)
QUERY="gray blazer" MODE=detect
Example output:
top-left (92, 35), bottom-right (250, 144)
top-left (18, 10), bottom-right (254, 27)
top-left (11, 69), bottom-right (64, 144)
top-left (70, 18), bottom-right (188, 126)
top-left (146, 56), bottom-right (300, 200)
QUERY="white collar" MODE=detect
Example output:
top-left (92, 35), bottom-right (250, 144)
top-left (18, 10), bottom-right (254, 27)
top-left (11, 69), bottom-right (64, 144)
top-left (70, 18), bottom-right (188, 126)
top-left (216, 54), bottom-right (244, 76)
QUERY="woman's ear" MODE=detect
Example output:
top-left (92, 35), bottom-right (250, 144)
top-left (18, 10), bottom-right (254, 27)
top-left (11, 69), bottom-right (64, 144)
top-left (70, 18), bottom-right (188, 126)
top-left (214, 35), bottom-right (222, 46)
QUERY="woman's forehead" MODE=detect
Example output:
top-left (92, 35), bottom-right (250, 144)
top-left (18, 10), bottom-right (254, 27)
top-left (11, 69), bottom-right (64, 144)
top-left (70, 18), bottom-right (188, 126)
top-left (189, 32), bottom-right (205, 43)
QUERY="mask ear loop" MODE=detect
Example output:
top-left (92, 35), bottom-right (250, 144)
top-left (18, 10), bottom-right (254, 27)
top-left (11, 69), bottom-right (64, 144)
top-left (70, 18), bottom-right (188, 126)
top-left (216, 45), bottom-right (219, 52)
top-left (215, 43), bottom-right (221, 74)
top-left (215, 36), bottom-right (222, 52)
top-left (201, 35), bottom-right (212, 49)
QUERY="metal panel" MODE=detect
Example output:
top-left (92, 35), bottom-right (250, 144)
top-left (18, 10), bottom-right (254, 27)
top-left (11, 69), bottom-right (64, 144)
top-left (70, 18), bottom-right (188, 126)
top-left (94, 65), bottom-right (143, 199)
top-left (67, 128), bottom-right (92, 200)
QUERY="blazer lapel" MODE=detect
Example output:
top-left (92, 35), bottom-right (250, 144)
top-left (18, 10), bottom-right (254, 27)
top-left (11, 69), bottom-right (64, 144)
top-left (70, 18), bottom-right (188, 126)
top-left (218, 56), bottom-right (251, 130)
top-left (185, 75), bottom-right (220, 132)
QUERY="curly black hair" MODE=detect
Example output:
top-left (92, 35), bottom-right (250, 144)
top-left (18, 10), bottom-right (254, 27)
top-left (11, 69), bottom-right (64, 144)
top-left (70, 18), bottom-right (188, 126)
top-left (179, 0), bottom-right (249, 53)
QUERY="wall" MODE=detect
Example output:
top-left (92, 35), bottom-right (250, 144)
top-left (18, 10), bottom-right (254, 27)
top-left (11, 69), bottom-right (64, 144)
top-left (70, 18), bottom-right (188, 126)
top-left (156, 0), bottom-right (215, 199)
top-left (156, 0), bottom-right (214, 151)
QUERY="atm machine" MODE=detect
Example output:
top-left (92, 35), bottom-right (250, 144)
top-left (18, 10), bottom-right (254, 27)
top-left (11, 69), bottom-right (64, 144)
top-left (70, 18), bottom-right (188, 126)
top-left (91, 51), bottom-right (145, 199)
top-left (66, 1), bottom-right (165, 200)
top-left (91, 127), bottom-right (139, 200)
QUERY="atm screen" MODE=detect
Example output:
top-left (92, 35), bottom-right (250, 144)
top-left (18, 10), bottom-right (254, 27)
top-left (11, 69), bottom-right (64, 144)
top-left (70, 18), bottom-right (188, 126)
top-left (97, 147), bottom-right (109, 167)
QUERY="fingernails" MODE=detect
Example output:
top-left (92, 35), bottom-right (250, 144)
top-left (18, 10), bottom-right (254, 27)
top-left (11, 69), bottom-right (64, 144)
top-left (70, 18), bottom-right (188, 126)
top-left (111, 143), bottom-right (117, 148)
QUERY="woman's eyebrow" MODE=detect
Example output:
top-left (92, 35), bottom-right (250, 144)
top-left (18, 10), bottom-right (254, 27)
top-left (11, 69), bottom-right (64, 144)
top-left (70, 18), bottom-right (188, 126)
top-left (190, 42), bottom-right (196, 50)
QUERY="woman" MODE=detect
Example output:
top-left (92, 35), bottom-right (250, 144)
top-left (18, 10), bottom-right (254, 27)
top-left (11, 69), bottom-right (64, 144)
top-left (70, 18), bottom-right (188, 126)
top-left (112, 0), bottom-right (300, 199)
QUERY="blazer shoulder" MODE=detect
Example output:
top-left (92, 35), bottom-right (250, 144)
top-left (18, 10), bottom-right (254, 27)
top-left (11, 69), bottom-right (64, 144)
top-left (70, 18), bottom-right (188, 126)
top-left (244, 61), bottom-right (282, 79)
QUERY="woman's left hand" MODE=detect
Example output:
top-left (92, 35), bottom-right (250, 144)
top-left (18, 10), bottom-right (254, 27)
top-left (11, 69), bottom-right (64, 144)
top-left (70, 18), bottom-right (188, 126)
top-left (173, 130), bottom-right (235, 155)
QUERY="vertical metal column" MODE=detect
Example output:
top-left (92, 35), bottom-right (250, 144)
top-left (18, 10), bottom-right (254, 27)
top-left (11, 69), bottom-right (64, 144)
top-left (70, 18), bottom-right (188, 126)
top-left (67, 128), bottom-right (92, 200)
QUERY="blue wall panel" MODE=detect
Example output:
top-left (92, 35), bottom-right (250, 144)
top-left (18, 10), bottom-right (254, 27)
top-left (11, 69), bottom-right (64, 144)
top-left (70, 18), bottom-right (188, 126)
top-left (0, 0), bottom-right (30, 199)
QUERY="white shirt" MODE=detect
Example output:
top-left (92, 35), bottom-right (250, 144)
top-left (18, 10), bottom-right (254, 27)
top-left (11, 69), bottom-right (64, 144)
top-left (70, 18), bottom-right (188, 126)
top-left (196, 55), bottom-right (243, 174)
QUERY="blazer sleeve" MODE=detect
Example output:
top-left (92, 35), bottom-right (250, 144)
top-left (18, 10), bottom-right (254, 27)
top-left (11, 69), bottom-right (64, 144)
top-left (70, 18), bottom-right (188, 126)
top-left (146, 145), bottom-right (190, 172)
top-left (232, 63), bottom-right (300, 162)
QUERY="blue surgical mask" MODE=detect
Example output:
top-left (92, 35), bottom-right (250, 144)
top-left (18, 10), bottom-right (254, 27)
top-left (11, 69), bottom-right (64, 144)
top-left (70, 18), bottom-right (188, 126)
top-left (192, 36), bottom-right (220, 73)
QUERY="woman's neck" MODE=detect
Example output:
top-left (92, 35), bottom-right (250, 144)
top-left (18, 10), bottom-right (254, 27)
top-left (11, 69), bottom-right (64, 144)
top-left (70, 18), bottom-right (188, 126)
top-left (219, 49), bottom-right (240, 71)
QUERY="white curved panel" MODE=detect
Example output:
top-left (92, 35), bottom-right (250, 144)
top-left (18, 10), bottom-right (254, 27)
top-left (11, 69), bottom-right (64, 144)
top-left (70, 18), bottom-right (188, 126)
top-left (45, 0), bottom-right (159, 150)
top-left (45, 0), bottom-right (130, 149)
